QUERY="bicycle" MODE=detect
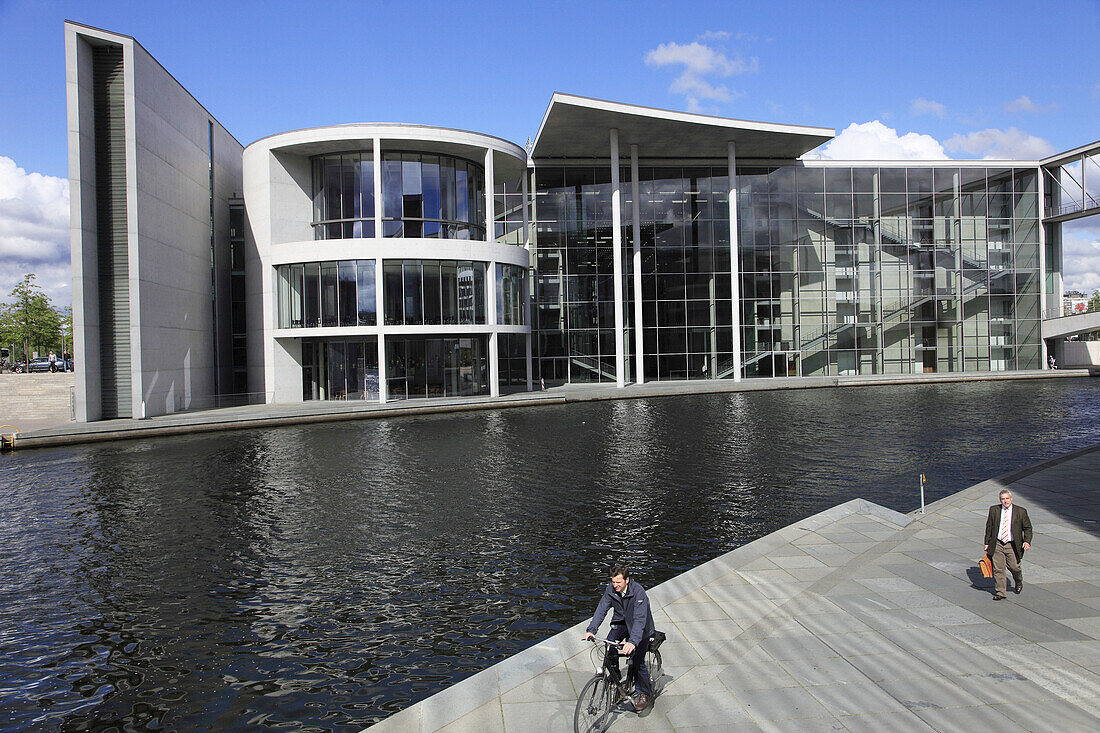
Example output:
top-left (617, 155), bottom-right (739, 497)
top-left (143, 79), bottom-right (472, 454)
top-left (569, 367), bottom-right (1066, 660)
top-left (573, 632), bottom-right (664, 733)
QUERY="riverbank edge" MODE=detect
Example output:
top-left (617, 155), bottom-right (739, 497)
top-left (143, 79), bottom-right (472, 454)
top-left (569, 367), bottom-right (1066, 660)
top-left (361, 442), bottom-right (1100, 732)
top-left (6, 368), bottom-right (1092, 451)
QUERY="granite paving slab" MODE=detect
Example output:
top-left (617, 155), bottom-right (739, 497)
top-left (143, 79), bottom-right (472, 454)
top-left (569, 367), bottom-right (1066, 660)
top-left (364, 445), bottom-right (1100, 732)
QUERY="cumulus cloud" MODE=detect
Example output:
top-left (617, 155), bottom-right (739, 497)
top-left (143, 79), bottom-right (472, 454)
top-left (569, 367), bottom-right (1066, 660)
top-left (0, 156), bottom-right (71, 306)
top-left (910, 98), bottom-right (946, 117)
top-left (645, 40), bottom-right (758, 112)
top-left (1063, 221), bottom-right (1100, 295)
top-left (803, 121), bottom-right (949, 161)
top-left (697, 30), bottom-right (731, 42)
top-left (945, 127), bottom-right (1056, 159)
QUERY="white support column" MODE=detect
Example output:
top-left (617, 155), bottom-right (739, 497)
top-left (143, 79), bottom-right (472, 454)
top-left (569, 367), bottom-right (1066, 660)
top-left (484, 148), bottom-right (500, 396)
top-left (1038, 165), bottom-right (1049, 367)
top-left (526, 333), bottom-right (533, 391)
top-left (488, 261), bottom-right (500, 397)
top-left (485, 147), bottom-right (496, 244)
top-left (611, 129), bottom-right (626, 387)
top-left (373, 137), bottom-right (387, 403)
top-left (522, 162), bottom-right (533, 392)
top-left (373, 137), bottom-right (383, 235)
top-left (728, 141), bottom-right (742, 382)
top-left (631, 144), bottom-right (644, 385)
top-left (1083, 154), bottom-right (1087, 211)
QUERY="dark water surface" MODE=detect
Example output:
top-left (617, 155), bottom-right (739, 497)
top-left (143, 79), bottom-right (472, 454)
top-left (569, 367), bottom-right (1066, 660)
top-left (2, 379), bottom-right (1099, 731)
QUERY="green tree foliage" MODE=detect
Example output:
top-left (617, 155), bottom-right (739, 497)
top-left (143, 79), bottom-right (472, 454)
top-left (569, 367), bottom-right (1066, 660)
top-left (0, 274), bottom-right (64, 367)
top-left (1089, 289), bottom-right (1100, 313)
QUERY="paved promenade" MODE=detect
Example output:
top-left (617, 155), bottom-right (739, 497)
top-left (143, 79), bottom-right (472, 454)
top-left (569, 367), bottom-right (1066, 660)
top-left (365, 445), bottom-right (1100, 732)
top-left (7, 369), bottom-right (1090, 449)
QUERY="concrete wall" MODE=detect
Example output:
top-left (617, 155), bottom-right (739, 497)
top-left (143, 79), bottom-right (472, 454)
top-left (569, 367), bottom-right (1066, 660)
top-left (1060, 340), bottom-right (1100, 368)
top-left (66, 22), bottom-right (243, 420)
top-left (66, 28), bottom-right (101, 421)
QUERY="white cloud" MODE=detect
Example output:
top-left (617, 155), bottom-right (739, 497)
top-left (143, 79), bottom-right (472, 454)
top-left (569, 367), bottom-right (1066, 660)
top-left (910, 98), bottom-right (946, 117)
top-left (697, 30), bottom-right (731, 42)
top-left (1005, 95), bottom-right (1039, 113)
top-left (804, 121), bottom-right (949, 161)
top-left (1063, 222), bottom-right (1100, 295)
top-left (645, 40), bottom-right (758, 112)
top-left (1004, 95), bottom-right (1057, 114)
top-left (945, 127), bottom-right (1056, 159)
top-left (0, 156), bottom-right (71, 306)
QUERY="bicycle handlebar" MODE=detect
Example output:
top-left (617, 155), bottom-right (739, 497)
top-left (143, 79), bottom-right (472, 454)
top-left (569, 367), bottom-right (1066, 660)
top-left (583, 636), bottom-right (633, 654)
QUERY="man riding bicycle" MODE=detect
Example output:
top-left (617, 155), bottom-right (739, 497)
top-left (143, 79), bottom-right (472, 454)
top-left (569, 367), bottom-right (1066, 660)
top-left (583, 564), bottom-right (655, 712)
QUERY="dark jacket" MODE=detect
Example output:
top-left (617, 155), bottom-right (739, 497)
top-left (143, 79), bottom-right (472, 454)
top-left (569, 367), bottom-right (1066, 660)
top-left (585, 579), bottom-right (655, 646)
top-left (984, 503), bottom-right (1033, 561)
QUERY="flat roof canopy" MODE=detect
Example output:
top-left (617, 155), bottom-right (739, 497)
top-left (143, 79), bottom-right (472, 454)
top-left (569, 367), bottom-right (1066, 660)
top-left (532, 93), bottom-right (835, 160)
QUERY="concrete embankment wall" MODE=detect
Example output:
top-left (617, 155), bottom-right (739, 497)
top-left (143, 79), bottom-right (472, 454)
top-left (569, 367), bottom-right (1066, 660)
top-left (1061, 341), bottom-right (1100, 368)
top-left (0, 373), bottom-right (75, 433)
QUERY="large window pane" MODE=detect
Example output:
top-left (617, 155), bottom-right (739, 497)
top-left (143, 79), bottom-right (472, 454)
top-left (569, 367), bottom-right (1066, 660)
top-left (321, 262), bottom-right (339, 327)
top-left (384, 261), bottom-right (403, 325)
top-left (423, 261), bottom-right (441, 324)
top-left (441, 261), bottom-right (458, 324)
top-left (339, 261), bottom-right (357, 326)
top-left (403, 260), bottom-right (422, 325)
top-left (357, 260), bottom-right (376, 325)
top-left (303, 263), bottom-right (320, 327)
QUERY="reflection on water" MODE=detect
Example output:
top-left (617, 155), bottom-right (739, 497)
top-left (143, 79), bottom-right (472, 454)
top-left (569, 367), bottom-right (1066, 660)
top-left (1, 379), bottom-right (1098, 730)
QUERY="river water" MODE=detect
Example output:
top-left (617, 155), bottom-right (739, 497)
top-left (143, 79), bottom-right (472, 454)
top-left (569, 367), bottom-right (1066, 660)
top-left (2, 378), bottom-right (1098, 731)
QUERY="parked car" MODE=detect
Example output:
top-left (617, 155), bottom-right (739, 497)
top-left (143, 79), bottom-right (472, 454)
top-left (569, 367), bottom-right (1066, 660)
top-left (31, 357), bottom-right (58, 373)
top-left (12, 357), bottom-right (61, 373)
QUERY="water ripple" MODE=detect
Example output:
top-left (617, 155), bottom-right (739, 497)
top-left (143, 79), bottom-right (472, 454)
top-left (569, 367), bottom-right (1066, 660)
top-left (0, 378), bottom-right (1098, 730)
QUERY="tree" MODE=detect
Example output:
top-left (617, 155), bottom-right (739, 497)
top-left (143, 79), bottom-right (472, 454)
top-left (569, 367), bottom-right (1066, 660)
top-left (1089, 289), bottom-right (1100, 313)
top-left (0, 274), bottom-right (63, 369)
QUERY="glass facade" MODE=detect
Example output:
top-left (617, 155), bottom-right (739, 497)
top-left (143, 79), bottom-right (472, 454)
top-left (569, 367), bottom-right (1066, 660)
top-left (534, 165), bottom-right (733, 382)
top-left (276, 260), bottom-right (376, 329)
top-left (739, 165), bottom-right (1040, 375)
top-left (382, 152), bottom-right (485, 239)
top-left (497, 263), bottom-right (526, 325)
top-left (386, 335), bottom-right (488, 399)
top-left (383, 259), bottom-right (486, 326)
top-left (312, 151), bottom-right (486, 240)
top-left (494, 172), bottom-right (528, 246)
top-left (312, 153), bottom-right (375, 239)
top-left (531, 163), bottom-right (1043, 383)
top-left (533, 166), bottom-right (625, 383)
top-left (302, 338), bottom-right (379, 400)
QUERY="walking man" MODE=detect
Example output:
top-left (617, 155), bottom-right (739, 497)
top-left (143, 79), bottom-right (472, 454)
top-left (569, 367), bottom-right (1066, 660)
top-left (583, 564), bottom-right (655, 712)
top-left (983, 489), bottom-right (1033, 600)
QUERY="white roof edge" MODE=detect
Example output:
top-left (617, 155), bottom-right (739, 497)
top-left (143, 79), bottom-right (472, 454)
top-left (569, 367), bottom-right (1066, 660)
top-left (800, 158), bottom-right (1041, 167)
top-left (65, 21), bottom-right (245, 151)
top-left (537, 92), bottom-right (836, 141)
top-left (1040, 139), bottom-right (1100, 167)
top-left (247, 122), bottom-right (526, 158)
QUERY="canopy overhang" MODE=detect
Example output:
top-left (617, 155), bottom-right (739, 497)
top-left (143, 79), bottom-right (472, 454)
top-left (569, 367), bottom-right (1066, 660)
top-left (531, 93), bottom-right (835, 161)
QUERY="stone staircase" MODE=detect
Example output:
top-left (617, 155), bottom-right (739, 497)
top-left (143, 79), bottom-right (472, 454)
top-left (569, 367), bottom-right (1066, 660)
top-left (0, 373), bottom-right (75, 433)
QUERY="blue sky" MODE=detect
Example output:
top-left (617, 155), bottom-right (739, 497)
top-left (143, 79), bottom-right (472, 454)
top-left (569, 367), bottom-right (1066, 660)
top-left (1, 0), bottom-right (1099, 306)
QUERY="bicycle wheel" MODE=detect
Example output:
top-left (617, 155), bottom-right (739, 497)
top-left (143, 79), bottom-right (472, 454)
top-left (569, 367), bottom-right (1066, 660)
top-left (574, 675), bottom-right (614, 733)
top-left (645, 648), bottom-right (663, 694)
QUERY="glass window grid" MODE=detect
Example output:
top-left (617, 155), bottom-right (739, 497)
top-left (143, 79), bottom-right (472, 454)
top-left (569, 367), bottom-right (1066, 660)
top-left (383, 259), bottom-right (487, 327)
top-left (277, 259), bottom-right (376, 329)
top-left (385, 335), bottom-right (488, 399)
top-left (737, 165), bottom-right (1042, 376)
top-left (311, 151), bottom-right (488, 240)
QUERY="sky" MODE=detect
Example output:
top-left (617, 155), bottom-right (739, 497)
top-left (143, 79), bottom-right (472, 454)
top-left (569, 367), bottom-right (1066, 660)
top-left (1, 0), bottom-right (1099, 308)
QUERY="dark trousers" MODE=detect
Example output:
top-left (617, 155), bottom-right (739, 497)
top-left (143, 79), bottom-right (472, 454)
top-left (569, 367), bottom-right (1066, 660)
top-left (608, 624), bottom-right (650, 697)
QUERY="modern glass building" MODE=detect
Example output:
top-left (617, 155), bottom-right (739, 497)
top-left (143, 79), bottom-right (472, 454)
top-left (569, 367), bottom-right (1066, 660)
top-left (66, 23), bottom-right (1090, 420)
